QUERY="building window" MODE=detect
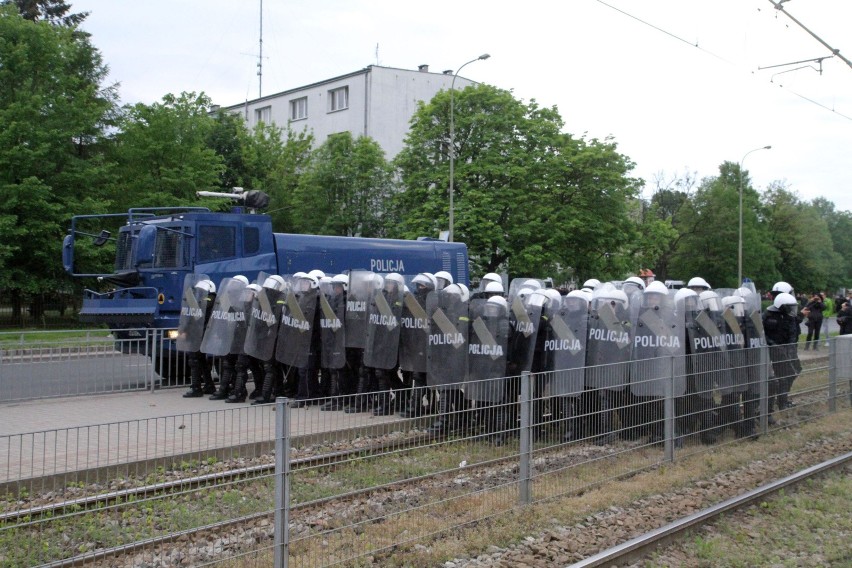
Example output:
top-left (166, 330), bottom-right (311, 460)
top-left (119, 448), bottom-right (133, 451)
top-left (255, 106), bottom-right (271, 124)
top-left (328, 86), bottom-right (349, 112)
top-left (289, 97), bottom-right (307, 120)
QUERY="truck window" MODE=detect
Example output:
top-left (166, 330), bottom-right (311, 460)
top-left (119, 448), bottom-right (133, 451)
top-left (198, 225), bottom-right (236, 262)
top-left (244, 226), bottom-right (260, 255)
top-left (153, 230), bottom-right (185, 268)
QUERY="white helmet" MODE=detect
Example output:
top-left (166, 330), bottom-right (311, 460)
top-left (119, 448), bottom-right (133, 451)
top-left (484, 280), bottom-right (504, 294)
top-left (563, 291), bottom-right (588, 311)
top-left (481, 272), bottom-right (502, 286)
top-left (457, 283), bottom-right (470, 303)
top-left (246, 283), bottom-right (262, 293)
top-left (595, 288), bottom-right (629, 311)
top-left (486, 295), bottom-right (508, 311)
top-left (571, 288), bottom-right (593, 303)
top-left (645, 281), bottom-right (668, 294)
top-left (331, 273), bottom-right (348, 291)
top-left (232, 275), bottom-right (249, 286)
top-left (319, 275), bottom-right (332, 285)
top-left (583, 278), bottom-right (601, 290)
top-left (734, 286), bottom-right (753, 298)
top-left (529, 289), bottom-right (549, 308)
top-left (699, 290), bottom-right (721, 311)
top-left (773, 292), bottom-right (797, 314)
top-left (721, 295), bottom-right (746, 317)
top-left (523, 279), bottom-right (543, 290)
top-left (772, 281), bottom-right (793, 295)
top-left (543, 288), bottom-right (562, 304)
top-left (384, 272), bottom-right (405, 291)
top-left (298, 274), bottom-right (319, 290)
top-left (687, 277), bottom-right (711, 291)
top-left (292, 271), bottom-right (307, 279)
top-left (262, 275), bottom-right (286, 292)
top-left (624, 276), bottom-right (645, 290)
top-left (434, 271), bottom-right (454, 289)
top-left (308, 269), bottom-right (326, 280)
top-left (195, 279), bottom-right (216, 294)
top-left (673, 287), bottom-right (697, 303)
top-left (412, 273), bottom-right (436, 291)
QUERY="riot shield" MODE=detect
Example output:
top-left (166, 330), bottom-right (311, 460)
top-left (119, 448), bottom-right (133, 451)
top-left (740, 288), bottom-right (768, 395)
top-left (719, 295), bottom-right (748, 393)
top-left (585, 295), bottom-right (632, 390)
top-left (345, 270), bottom-right (373, 349)
top-left (541, 295), bottom-right (588, 397)
top-left (244, 282), bottom-right (285, 362)
top-left (177, 273), bottom-right (211, 353)
top-left (229, 284), bottom-right (255, 355)
top-left (684, 304), bottom-right (733, 398)
top-left (275, 287), bottom-right (318, 369)
top-left (319, 284), bottom-right (347, 369)
top-left (200, 277), bottom-right (247, 357)
top-left (399, 289), bottom-right (430, 373)
top-left (630, 291), bottom-right (686, 398)
top-left (508, 278), bottom-right (545, 304)
top-left (466, 299), bottom-right (510, 403)
top-left (426, 286), bottom-right (469, 388)
top-left (364, 277), bottom-right (404, 370)
top-left (507, 291), bottom-right (543, 375)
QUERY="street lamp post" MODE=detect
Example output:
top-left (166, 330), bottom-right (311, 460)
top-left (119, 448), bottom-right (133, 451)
top-left (738, 145), bottom-right (771, 286)
top-left (449, 53), bottom-right (490, 242)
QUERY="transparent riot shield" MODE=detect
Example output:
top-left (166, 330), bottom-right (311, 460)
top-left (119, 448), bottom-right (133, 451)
top-left (506, 290), bottom-right (543, 376)
top-left (684, 301), bottom-right (731, 398)
top-left (275, 287), bottom-right (318, 369)
top-left (319, 282), bottom-right (347, 369)
top-left (541, 295), bottom-right (588, 397)
top-left (586, 295), bottom-right (632, 390)
top-left (399, 289), bottom-right (430, 373)
top-left (466, 299), bottom-right (509, 403)
top-left (229, 284), bottom-right (255, 355)
top-left (177, 273), bottom-right (211, 353)
top-left (364, 276), bottom-right (404, 370)
top-left (630, 291), bottom-right (686, 398)
top-left (244, 275), bottom-right (285, 362)
top-left (426, 286), bottom-right (469, 388)
top-left (740, 288), bottom-right (769, 395)
top-left (345, 270), bottom-right (374, 349)
top-left (507, 278), bottom-right (545, 305)
top-left (200, 277), bottom-right (247, 357)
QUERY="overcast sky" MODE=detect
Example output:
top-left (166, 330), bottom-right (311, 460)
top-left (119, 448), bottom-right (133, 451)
top-left (72, 0), bottom-right (852, 211)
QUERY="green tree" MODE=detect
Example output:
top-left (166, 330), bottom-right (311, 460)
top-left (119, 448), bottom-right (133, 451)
top-left (111, 92), bottom-right (223, 209)
top-left (4, 0), bottom-right (87, 26)
top-left (667, 162), bottom-right (777, 289)
top-left (809, 197), bottom-right (852, 290)
top-left (292, 132), bottom-right (394, 237)
top-left (392, 84), bottom-right (641, 280)
top-left (0, 5), bottom-right (115, 318)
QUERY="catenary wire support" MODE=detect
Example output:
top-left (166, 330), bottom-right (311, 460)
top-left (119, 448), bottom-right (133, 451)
top-left (274, 396), bottom-right (291, 568)
top-left (519, 371), bottom-right (532, 505)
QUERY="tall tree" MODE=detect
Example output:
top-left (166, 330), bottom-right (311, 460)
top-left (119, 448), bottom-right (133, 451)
top-left (4, 0), bottom-right (87, 26)
top-left (0, 5), bottom-right (115, 318)
top-left (292, 132), bottom-right (394, 237)
top-left (392, 84), bottom-right (641, 280)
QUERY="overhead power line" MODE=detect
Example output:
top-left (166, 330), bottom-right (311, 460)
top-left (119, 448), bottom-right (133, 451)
top-left (768, 0), bottom-right (852, 71)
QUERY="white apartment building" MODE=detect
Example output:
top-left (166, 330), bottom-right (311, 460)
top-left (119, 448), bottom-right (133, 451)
top-left (218, 64), bottom-right (475, 159)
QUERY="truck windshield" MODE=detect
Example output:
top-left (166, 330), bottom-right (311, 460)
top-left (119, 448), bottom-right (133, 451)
top-left (153, 226), bottom-right (187, 268)
top-left (115, 230), bottom-right (134, 271)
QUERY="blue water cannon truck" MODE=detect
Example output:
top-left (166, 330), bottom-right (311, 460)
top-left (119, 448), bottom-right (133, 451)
top-left (62, 190), bottom-right (469, 381)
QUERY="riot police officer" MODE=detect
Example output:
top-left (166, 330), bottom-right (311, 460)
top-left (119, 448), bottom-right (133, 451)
top-left (181, 278), bottom-right (217, 397)
top-left (763, 292), bottom-right (801, 418)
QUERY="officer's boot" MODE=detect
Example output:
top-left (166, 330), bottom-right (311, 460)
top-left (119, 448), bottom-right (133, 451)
top-left (252, 361), bottom-right (278, 405)
top-left (427, 392), bottom-right (449, 436)
top-left (719, 393), bottom-right (741, 437)
top-left (738, 396), bottom-right (758, 438)
top-left (344, 366), bottom-right (371, 413)
top-left (226, 356), bottom-right (249, 403)
top-left (559, 397), bottom-right (577, 443)
top-left (248, 358), bottom-right (264, 399)
top-left (372, 370), bottom-right (394, 416)
top-left (400, 374), bottom-right (427, 418)
top-left (320, 371), bottom-right (343, 411)
top-left (210, 356), bottom-right (234, 400)
top-left (201, 355), bottom-right (216, 394)
top-left (594, 391), bottom-right (616, 445)
top-left (489, 403), bottom-right (508, 446)
top-left (183, 351), bottom-right (204, 397)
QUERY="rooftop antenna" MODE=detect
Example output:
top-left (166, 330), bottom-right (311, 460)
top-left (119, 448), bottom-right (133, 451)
top-left (375, 43), bottom-right (379, 65)
top-left (258, 0), bottom-right (263, 98)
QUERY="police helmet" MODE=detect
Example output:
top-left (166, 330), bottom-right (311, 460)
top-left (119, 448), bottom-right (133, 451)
top-left (385, 272), bottom-right (405, 291)
top-left (434, 271), bottom-right (454, 289)
top-left (331, 273), bottom-right (348, 291)
top-left (246, 283), bottom-right (262, 294)
top-left (721, 295), bottom-right (746, 318)
top-left (411, 273), bottom-right (436, 291)
top-left (543, 288), bottom-right (562, 305)
top-left (523, 279), bottom-right (543, 290)
top-left (583, 278), bottom-right (601, 290)
top-left (371, 273), bottom-right (384, 289)
top-left (486, 295), bottom-right (508, 312)
top-left (645, 281), bottom-right (668, 294)
top-left (298, 274), bottom-right (319, 290)
top-left (687, 277), bottom-right (711, 291)
top-left (484, 280), bottom-right (504, 294)
top-left (232, 275), bottom-right (249, 286)
top-left (563, 291), bottom-right (588, 312)
top-left (674, 287), bottom-right (698, 311)
top-left (595, 288), bottom-right (629, 311)
top-left (773, 292), bottom-right (797, 315)
top-left (319, 276), bottom-right (332, 286)
top-left (457, 284), bottom-right (471, 303)
top-left (481, 272), bottom-right (502, 286)
top-left (772, 281), bottom-right (793, 295)
top-left (699, 290), bottom-right (721, 311)
top-left (734, 286), bottom-right (753, 298)
top-left (308, 269), bottom-right (326, 280)
top-left (195, 279), bottom-right (216, 294)
top-left (528, 289), bottom-right (549, 308)
top-left (262, 275), bottom-right (286, 292)
top-left (571, 288), bottom-right (593, 303)
top-left (624, 276), bottom-right (646, 291)
top-left (292, 271), bottom-right (307, 279)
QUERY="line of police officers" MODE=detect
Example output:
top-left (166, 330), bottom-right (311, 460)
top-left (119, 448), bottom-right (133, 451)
top-left (175, 269), bottom-right (803, 446)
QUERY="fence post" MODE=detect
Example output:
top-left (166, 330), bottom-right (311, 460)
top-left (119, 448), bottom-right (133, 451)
top-left (149, 329), bottom-right (159, 393)
top-left (758, 346), bottom-right (769, 435)
top-left (828, 337), bottom-right (837, 413)
top-left (664, 357), bottom-right (675, 463)
top-left (274, 397), bottom-right (291, 568)
top-left (519, 371), bottom-right (532, 505)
